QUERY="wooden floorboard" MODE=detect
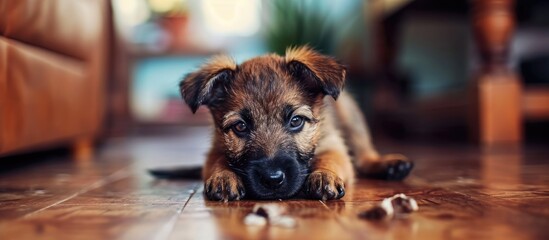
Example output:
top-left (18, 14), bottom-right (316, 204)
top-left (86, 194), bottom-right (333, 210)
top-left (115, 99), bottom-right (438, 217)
top-left (168, 188), bottom-right (356, 240)
top-left (0, 128), bottom-right (548, 239)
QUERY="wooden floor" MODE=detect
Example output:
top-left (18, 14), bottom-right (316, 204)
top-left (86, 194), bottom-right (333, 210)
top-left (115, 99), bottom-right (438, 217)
top-left (1, 127), bottom-right (548, 240)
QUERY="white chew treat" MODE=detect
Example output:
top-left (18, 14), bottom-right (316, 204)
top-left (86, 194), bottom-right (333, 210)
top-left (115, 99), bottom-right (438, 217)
top-left (388, 193), bottom-right (419, 214)
top-left (271, 216), bottom-right (297, 228)
top-left (245, 204), bottom-right (297, 228)
top-left (358, 193), bottom-right (419, 221)
top-left (253, 204), bottom-right (283, 218)
top-left (244, 214), bottom-right (267, 226)
top-left (393, 193), bottom-right (406, 199)
top-left (380, 198), bottom-right (395, 218)
top-left (409, 197), bottom-right (419, 211)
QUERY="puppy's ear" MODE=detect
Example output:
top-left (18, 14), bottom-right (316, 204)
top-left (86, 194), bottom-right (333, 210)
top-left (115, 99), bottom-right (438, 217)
top-left (285, 46), bottom-right (346, 100)
top-left (179, 55), bottom-right (237, 113)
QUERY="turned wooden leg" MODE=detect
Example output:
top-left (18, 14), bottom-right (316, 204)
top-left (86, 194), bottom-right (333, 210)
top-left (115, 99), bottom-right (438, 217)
top-left (72, 137), bottom-right (94, 161)
top-left (471, 0), bottom-right (522, 145)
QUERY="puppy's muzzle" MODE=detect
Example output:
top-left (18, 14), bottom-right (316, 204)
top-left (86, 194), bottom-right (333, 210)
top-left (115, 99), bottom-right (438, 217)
top-left (240, 153), bottom-right (307, 199)
top-left (251, 155), bottom-right (293, 190)
top-left (260, 169), bottom-right (285, 189)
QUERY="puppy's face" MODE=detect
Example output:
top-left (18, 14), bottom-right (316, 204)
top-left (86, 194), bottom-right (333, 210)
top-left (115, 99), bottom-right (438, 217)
top-left (180, 47), bottom-right (345, 199)
top-left (211, 62), bottom-right (322, 200)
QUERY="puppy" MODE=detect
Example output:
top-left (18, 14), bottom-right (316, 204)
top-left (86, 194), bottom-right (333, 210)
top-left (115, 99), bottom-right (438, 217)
top-left (178, 46), bottom-right (413, 201)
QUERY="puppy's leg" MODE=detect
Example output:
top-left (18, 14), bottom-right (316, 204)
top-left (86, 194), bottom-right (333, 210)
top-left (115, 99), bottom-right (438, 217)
top-left (305, 109), bottom-right (353, 200)
top-left (202, 149), bottom-right (245, 201)
top-left (333, 92), bottom-right (413, 180)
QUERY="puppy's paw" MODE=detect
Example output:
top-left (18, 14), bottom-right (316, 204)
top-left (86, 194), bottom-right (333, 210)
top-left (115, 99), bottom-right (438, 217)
top-left (383, 158), bottom-right (414, 180)
top-left (204, 170), bottom-right (245, 201)
top-left (304, 170), bottom-right (345, 201)
top-left (360, 154), bottom-right (414, 181)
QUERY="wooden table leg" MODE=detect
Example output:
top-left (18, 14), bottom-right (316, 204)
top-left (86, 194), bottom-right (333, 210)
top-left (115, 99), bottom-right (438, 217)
top-left (471, 0), bottom-right (522, 145)
top-left (72, 137), bottom-right (94, 161)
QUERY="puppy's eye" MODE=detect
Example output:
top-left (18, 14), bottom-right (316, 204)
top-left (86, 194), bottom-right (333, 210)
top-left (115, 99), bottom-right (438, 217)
top-left (288, 116), bottom-right (304, 131)
top-left (233, 121), bottom-right (248, 133)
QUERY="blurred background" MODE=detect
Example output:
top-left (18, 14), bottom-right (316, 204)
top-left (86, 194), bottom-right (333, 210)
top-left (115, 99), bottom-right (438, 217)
top-left (1, 0), bottom-right (549, 160)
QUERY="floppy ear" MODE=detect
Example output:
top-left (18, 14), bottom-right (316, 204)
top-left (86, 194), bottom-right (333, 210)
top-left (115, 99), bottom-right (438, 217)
top-left (179, 55), bottom-right (237, 113)
top-left (285, 46), bottom-right (346, 100)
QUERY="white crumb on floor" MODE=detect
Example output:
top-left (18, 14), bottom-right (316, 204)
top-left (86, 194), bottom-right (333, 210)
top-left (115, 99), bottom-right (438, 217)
top-left (244, 204), bottom-right (297, 228)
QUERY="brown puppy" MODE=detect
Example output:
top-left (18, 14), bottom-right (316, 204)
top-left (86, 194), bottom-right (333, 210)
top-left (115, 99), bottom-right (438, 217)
top-left (179, 46), bottom-right (413, 201)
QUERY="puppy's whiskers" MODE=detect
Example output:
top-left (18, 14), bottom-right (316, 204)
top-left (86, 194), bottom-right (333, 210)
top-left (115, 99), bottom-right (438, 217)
top-left (229, 166), bottom-right (248, 177)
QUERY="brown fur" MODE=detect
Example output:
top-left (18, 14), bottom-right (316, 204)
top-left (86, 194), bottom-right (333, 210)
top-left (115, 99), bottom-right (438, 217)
top-left (180, 46), bottom-right (413, 201)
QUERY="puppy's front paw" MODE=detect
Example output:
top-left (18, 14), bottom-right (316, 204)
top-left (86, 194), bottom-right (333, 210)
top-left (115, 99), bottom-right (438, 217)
top-left (305, 170), bottom-right (345, 201)
top-left (204, 170), bottom-right (245, 201)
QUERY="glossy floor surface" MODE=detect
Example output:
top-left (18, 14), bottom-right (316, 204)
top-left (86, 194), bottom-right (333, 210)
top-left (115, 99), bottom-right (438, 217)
top-left (1, 127), bottom-right (548, 240)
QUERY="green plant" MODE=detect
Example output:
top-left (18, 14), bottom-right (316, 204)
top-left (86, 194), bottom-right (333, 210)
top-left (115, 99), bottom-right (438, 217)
top-left (264, 0), bottom-right (339, 55)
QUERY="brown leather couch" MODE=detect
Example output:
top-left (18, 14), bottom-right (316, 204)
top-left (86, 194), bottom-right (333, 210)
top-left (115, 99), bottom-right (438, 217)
top-left (0, 0), bottom-right (110, 157)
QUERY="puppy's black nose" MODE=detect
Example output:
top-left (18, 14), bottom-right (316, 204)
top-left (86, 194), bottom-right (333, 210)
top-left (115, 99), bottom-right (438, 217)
top-left (261, 170), bottom-right (285, 189)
